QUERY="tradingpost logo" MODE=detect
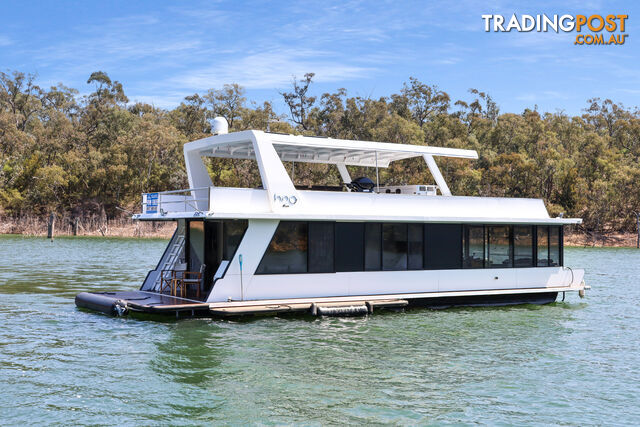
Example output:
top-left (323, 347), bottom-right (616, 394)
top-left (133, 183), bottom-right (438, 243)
top-left (482, 14), bottom-right (629, 45)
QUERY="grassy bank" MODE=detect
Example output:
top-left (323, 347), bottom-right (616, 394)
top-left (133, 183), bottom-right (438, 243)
top-left (565, 231), bottom-right (639, 248)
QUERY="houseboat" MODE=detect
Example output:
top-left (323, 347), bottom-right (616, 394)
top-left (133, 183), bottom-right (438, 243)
top-left (75, 118), bottom-right (587, 318)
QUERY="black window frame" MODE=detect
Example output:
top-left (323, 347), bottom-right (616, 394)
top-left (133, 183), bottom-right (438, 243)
top-left (548, 225), bottom-right (562, 267)
top-left (424, 223), bottom-right (463, 270)
top-left (408, 223), bottom-right (424, 270)
top-left (255, 221), bottom-right (309, 275)
top-left (463, 224), bottom-right (486, 269)
top-left (308, 221), bottom-right (335, 273)
top-left (364, 222), bottom-right (383, 271)
top-left (334, 222), bottom-right (366, 272)
top-left (513, 225), bottom-right (534, 268)
top-left (255, 221), bottom-right (564, 275)
top-left (535, 225), bottom-right (550, 267)
top-left (382, 222), bottom-right (409, 271)
top-left (222, 219), bottom-right (249, 261)
top-left (487, 225), bottom-right (513, 269)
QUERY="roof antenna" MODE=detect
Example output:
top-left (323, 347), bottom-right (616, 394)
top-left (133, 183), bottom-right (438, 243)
top-left (211, 117), bottom-right (228, 135)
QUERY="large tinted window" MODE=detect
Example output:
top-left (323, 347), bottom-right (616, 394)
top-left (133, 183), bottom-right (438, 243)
top-left (204, 220), bottom-right (222, 271)
top-left (425, 224), bottom-right (462, 269)
top-left (335, 222), bottom-right (365, 272)
top-left (255, 221), bottom-right (562, 274)
top-left (383, 223), bottom-right (408, 270)
top-left (408, 223), bottom-right (424, 270)
top-left (488, 226), bottom-right (511, 268)
top-left (223, 220), bottom-right (248, 260)
top-left (364, 223), bottom-right (382, 271)
top-left (537, 226), bottom-right (549, 267)
top-left (188, 220), bottom-right (205, 272)
top-left (256, 221), bottom-right (308, 274)
top-left (463, 226), bottom-right (485, 268)
top-left (309, 222), bottom-right (334, 273)
top-left (513, 226), bottom-right (533, 267)
top-left (549, 226), bottom-right (560, 267)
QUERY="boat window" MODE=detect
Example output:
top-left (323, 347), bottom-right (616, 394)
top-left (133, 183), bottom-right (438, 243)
top-left (308, 222), bottom-right (334, 273)
top-left (488, 226), bottom-right (512, 268)
top-left (425, 224), bottom-right (462, 269)
top-left (463, 225), bottom-right (485, 268)
top-left (253, 221), bottom-right (564, 275)
top-left (549, 226), bottom-right (560, 266)
top-left (223, 220), bottom-right (248, 260)
top-left (213, 260), bottom-right (230, 281)
top-left (537, 226), bottom-right (549, 267)
top-left (364, 223), bottom-right (382, 271)
top-left (513, 226), bottom-right (534, 267)
top-left (256, 221), bottom-right (308, 274)
top-left (188, 220), bottom-right (205, 272)
top-left (382, 223), bottom-right (408, 270)
top-left (335, 222), bottom-right (365, 272)
top-left (203, 221), bottom-right (223, 290)
top-left (408, 223), bottom-right (424, 270)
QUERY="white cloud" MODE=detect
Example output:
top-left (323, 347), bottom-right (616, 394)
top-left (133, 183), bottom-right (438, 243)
top-left (128, 93), bottom-right (188, 109)
top-left (616, 88), bottom-right (640, 95)
top-left (171, 49), bottom-right (376, 90)
top-left (516, 90), bottom-right (568, 102)
top-left (431, 57), bottom-right (461, 65)
top-left (0, 35), bottom-right (12, 46)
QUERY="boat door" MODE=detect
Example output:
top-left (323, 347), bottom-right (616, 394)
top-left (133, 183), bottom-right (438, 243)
top-left (204, 220), bottom-right (223, 296)
top-left (185, 219), bottom-right (248, 300)
top-left (185, 219), bottom-right (220, 300)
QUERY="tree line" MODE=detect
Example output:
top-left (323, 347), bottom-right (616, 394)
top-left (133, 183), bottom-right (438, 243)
top-left (1, 70), bottom-right (639, 234)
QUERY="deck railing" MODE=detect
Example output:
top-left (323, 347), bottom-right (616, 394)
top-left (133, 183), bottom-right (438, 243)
top-left (142, 187), bottom-right (209, 215)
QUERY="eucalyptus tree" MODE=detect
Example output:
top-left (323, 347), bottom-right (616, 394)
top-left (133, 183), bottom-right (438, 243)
top-left (281, 73), bottom-right (316, 131)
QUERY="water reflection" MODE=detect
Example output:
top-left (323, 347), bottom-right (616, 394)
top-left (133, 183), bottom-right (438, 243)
top-left (151, 320), bottom-right (228, 384)
top-left (1, 236), bottom-right (639, 424)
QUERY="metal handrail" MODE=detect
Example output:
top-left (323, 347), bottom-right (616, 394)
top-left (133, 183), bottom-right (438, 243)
top-left (151, 186), bottom-right (209, 195)
top-left (563, 266), bottom-right (574, 285)
top-left (141, 187), bottom-right (210, 214)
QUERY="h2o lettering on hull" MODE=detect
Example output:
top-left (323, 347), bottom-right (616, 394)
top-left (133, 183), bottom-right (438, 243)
top-left (274, 194), bottom-right (298, 207)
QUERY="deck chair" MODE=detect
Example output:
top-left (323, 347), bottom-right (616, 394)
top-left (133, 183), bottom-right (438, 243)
top-left (180, 264), bottom-right (206, 299)
top-left (160, 269), bottom-right (175, 294)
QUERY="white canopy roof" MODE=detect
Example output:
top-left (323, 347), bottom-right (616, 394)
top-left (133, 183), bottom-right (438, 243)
top-left (194, 131), bottom-right (478, 167)
top-left (134, 129), bottom-right (583, 224)
top-left (183, 130), bottom-right (478, 210)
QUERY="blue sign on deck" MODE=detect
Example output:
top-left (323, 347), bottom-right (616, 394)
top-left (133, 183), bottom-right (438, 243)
top-left (146, 193), bottom-right (159, 214)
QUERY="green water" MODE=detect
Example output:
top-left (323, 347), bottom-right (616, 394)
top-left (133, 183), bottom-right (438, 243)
top-left (0, 235), bottom-right (638, 425)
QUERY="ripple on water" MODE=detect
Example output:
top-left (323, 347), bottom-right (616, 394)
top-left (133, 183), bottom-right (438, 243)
top-left (1, 236), bottom-right (639, 424)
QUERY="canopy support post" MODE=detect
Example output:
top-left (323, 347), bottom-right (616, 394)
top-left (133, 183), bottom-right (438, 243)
top-left (423, 154), bottom-right (451, 196)
top-left (337, 163), bottom-right (352, 192)
top-left (375, 151), bottom-right (380, 192)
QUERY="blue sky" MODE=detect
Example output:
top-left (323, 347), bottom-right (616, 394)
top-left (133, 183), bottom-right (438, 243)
top-left (1, 0), bottom-right (638, 116)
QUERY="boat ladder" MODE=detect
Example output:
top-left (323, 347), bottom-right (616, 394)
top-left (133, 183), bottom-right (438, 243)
top-left (152, 233), bottom-right (185, 291)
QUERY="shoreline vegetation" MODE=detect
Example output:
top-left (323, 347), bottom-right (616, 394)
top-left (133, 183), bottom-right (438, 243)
top-left (0, 215), bottom-right (175, 239)
top-left (1, 216), bottom-right (637, 247)
top-left (2, 71), bottom-right (640, 238)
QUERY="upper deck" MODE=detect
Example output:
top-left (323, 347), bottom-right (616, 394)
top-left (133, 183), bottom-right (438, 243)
top-left (133, 125), bottom-right (581, 225)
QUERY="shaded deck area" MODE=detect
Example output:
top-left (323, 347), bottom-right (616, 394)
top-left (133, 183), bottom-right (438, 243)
top-left (75, 291), bottom-right (211, 317)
